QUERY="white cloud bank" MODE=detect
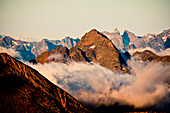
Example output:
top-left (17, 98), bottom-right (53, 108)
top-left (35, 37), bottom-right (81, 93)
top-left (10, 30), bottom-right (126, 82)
top-left (128, 47), bottom-right (170, 56)
top-left (46, 53), bottom-right (62, 60)
top-left (1, 46), bottom-right (169, 108)
top-left (26, 56), bottom-right (170, 108)
top-left (0, 47), bottom-right (22, 58)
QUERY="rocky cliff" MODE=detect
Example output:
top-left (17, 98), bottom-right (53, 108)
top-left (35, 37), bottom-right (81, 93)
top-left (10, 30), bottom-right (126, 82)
top-left (31, 29), bottom-right (128, 73)
top-left (0, 53), bottom-right (90, 112)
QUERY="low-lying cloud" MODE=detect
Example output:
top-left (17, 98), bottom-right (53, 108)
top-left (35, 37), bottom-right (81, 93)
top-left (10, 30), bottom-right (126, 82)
top-left (0, 47), bottom-right (22, 58)
top-left (128, 47), bottom-right (170, 56)
top-left (46, 53), bottom-right (62, 60)
top-left (26, 56), bottom-right (170, 108)
top-left (157, 48), bottom-right (170, 56)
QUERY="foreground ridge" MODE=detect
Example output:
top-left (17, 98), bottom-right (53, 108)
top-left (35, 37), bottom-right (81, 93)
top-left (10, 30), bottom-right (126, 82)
top-left (0, 53), bottom-right (91, 112)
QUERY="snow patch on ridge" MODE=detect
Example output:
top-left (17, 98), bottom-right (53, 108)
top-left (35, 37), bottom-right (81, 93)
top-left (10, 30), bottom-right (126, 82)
top-left (148, 36), bottom-right (152, 38)
top-left (162, 36), bottom-right (167, 42)
top-left (90, 45), bottom-right (95, 49)
top-left (27, 43), bottom-right (30, 46)
top-left (12, 40), bottom-right (18, 45)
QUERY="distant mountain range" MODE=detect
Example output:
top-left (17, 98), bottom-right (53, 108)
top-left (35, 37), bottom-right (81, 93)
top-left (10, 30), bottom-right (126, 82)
top-left (102, 28), bottom-right (170, 52)
top-left (30, 29), bottom-right (128, 73)
top-left (30, 29), bottom-right (170, 73)
top-left (0, 35), bottom-right (79, 61)
top-left (1, 29), bottom-right (169, 61)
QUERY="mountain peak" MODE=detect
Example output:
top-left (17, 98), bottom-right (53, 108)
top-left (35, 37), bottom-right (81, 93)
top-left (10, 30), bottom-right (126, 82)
top-left (65, 36), bottom-right (71, 39)
top-left (70, 29), bottom-right (127, 72)
top-left (113, 28), bottom-right (120, 35)
top-left (84, 29), bottom-right (108, 40)
top-left (0, 35), bottom-right (5, 39)
top-left (90, 29), bottom-right (98, 33)
top-left (87, 29), bottom-right (101, 36)
top-left (123, 30), bottom-right (134, 36)
top-left (124, 29), bottom-right (130, 33)
top-left (41, 38), bottom-right (49, 42)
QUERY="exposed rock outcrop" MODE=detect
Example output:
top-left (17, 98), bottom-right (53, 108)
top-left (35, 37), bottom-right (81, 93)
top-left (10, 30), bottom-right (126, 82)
top-left (133, 50), bottom-right (170, 64)
top-left (31, 29), bottom-right (128, 73)
top-left (35, 46), bottom-right (71, 64)
top-left (70, 29), bottom-right (127, 72)
top-left (0, 53), bottom-right (90, 113)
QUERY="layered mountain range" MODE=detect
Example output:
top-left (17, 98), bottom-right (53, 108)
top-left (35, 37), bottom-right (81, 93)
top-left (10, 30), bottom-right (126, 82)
top-left (1, 28), bottom-right (169, 61)
top-left (0, 35), bottom-right (79, 61)
top-left (30, 29), bottom-right (170, 74)
top-left (0, 29), bottom-right (170, 112)
top-left (102, 28), bottom-right (170, 52)
top-left (31, 29), bottom-right (128, 73)
top-left (0, 53), bottom-right (90, 112)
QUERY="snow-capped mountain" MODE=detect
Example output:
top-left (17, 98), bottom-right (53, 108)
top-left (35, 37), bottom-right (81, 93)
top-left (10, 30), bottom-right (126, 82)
top-left (103, 28), bottom-right (124, 50)
top-left (31, 29), bottom-right (128, 73)
top-left (0, 35), bottom-right (80, 61)
top-left (1, 28), bottom-right (169, 61)
top-left (102, 28), bottom-right (170, 52)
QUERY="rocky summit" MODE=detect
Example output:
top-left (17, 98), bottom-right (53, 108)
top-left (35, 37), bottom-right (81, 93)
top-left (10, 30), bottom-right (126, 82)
top-left (0, 53), bottom-right (90, 113)
top-left (133, 50), bottom-right (170, 64)
top-left (34, 46), bottom-right (71, 64)
top-left (70, 29), bottom-right (127, 72)
top-left (31, 29), bottom-right (128, 73)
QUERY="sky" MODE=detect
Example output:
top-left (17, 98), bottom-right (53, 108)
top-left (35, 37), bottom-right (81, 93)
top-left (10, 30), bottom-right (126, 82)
top-left (0, 0), bottom-right (170, 40)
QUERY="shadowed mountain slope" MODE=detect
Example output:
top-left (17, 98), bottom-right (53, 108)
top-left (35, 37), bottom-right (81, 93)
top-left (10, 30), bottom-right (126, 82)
top-left (31, 29), bottom-right (128, 73)
top-left (0, 53), bottom-right (90, 113)
top-left (34, 46), bottom-right (71, 64)
top-left (133, 50), bottom-right (170, 64)
top-left (70, 29), bottom-right (127, 72)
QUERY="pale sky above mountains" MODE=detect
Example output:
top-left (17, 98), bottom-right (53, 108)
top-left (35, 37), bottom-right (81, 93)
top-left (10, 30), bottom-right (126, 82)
top-left (0, 0), bottom-right (170, 40)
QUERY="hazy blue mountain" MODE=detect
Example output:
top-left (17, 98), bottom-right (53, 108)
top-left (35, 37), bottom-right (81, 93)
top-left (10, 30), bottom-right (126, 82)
top-left (0, 35), bottom-right (79, 61)
top-left (102, 28), bottom-right (170, 52)
top-left (1, 28), bottom-right (169, 61)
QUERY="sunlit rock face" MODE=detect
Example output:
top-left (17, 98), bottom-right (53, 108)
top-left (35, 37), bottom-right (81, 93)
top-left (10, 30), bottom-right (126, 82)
top-left (0, 53), bottom-right (90, 113)
top-left (133, 50), bottom-right (170, 64)
top-left (70, 29), bottom-right (127, 72)
top-left (35, 46), bottom-right (71, 64)
top-left (32, 29), bottom-right (128, 73)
